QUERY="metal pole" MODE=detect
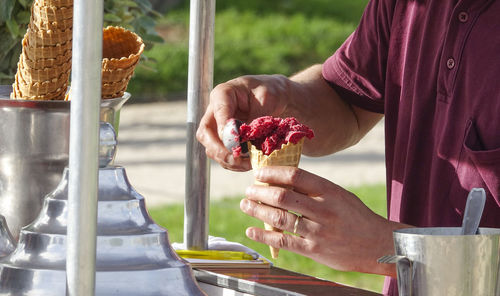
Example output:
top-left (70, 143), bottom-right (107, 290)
top-left (66, 0), bottom-right (103, 294)
top-left (184, 0), bottom-right (215, 250)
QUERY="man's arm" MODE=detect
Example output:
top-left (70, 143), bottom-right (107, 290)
top-left (197, 64), bottom-right (383, 171)
top-left (283, 64), bottom-right (383, 156)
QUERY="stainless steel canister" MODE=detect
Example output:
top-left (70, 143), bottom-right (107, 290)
top-left (393, 227), bottom-right (500, 296)
top-left (0, 85), bottom-right (129, 239)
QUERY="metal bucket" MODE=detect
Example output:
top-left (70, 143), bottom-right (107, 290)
top-left (393, 227), bottom-right (500, 296)
top-left (0, 85), bottom-right (129, 239)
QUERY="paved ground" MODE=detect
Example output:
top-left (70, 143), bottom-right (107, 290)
top-left (114, 101), bottom-right (386, 207)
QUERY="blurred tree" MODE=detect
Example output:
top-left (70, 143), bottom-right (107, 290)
top-left (148, 0), bottom-right (182, 14)
top-left (0, 0), bottom-right (163, 85)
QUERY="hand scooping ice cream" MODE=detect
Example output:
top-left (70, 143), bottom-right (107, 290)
top-left (222, 116), bottom-right (314, 158)
top-left (222, 118), bottom-right (249, 158)
top-left (223, 116), bottom-right (314, 258)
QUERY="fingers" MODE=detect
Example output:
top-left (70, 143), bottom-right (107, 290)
top-left (197, 105), bottom-right (251, 172)
top-left (245, 226), bottom-right (315, 257)
top-left (245, 184), bottom-right (319, 218)
top-left (196, 81), bottom-right (255, 171)
top-left (210, 81), bottom-right (251, 138)
top-left (253, 166), bottom-right (338, 196)
top-left (240, 199), bottom-right (319, 237)
top-left (210, 84), bottom-right (239, 139)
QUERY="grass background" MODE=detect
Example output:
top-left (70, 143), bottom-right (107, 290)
top-left (128, 0), bottom-right (369, 101)
top-left (149, 183), bottom-right (387, 293)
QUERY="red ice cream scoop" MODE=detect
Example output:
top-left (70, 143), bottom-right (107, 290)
top-left (222, 116), bottom-right (314, 157)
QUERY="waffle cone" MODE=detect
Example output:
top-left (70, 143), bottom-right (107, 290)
top-left (102, 26), bottom-right (144, 68)
top-left (15, 63), bottom-right (69, 99)
top-left (101, 59), bottom-right (139, 83)
top-left (36, 0), bottom-right (73, 7)
top-left (31, 14), bottom-right (73, 31)
top-left (12, 72), bottom-right (67, 100)
top-left (22, 43), bottom-right (72, 69)
top-left (10, 79), bottom-right (22, 99)
top-left (13, 45), bottom-right (71, 100)
top-left (249, 138), bottom-right (304, 169)
top-left (100, 26), bottom-right (144, 99)
top-left (10, 0), bottom-right (73, 101)
top-left (249, 138), bottom-right (305, 259)
top-left (30, 2), bottom-right (73, 30)
top-left (22, 33), bottom-right (72, 59)
top-left (27, 22), bottom-right (73, 47)
top-left (32, 2), bottom-right (73, 22)
top-left (101, 75), bottom-right (132, 99)
top-left (19, 52), bottom-right (71, 81)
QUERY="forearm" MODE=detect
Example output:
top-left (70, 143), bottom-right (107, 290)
top-left (361, 218), bottom-right (408, 277)
top-left (281, 64), bottom-right (383, 156)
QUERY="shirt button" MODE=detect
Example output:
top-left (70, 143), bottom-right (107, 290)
top-left (458, 11), bottom-right (469, 22)
top-left (447, 58), bottom-right (455, 69)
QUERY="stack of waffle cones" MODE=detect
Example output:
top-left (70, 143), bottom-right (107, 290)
top-left (101, 26), bottom-right (144, 99)
top-left (10, 5), bottom-right (143, 101)
top-left (11, 0), bottom-right (73, 101)
top-left (249, 138), bottom-right (305, 259)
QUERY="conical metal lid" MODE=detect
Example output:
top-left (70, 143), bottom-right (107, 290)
top-left (0, 123), bottom-right (205, 295)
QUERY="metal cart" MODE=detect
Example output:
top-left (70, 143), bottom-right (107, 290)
top-left (0, 0), bottom-right (382, 295)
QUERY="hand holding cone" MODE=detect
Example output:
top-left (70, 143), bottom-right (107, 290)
top-left (235, 116), bottom-right (314, 259)
top-left (249, 138), bottom-right (305, 259)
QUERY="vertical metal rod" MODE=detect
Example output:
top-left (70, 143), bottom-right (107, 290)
top-left (184, 0), bottom-right (215, 250)
top-left (66, 0), bottom-right (103, 294)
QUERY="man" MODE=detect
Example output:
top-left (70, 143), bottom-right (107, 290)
top-left (196, 0), bottom-right (500, 294)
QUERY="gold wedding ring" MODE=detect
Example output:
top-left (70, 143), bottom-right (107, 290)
top-left (293, 215), bottom-right (302, 235)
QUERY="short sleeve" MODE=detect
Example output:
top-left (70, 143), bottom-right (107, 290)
top-left (322, 0), bottom-right (396, 114)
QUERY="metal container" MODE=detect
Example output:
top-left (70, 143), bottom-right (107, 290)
top-left (0, 123), bottom-right (205, 295)
top-left (393, 227), bottom-right (500, 296)
top-left (0, 166), bottom-right (205, 295)
top-left (0, 85), bottom-right (129, 239)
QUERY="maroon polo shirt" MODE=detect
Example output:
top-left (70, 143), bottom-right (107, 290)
top-left (322, 0), bottom-right (500, 294)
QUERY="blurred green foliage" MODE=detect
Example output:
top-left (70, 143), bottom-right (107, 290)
top-left (127, 0), bottom-right (368, 101)
top-left (0, 0), bottom-right (31, 83)
top-left (149, 183), bottom-right (386, 293)
top-left (103, 0), bottom-right (163, 48)
top-left (1, 0), bottom-right (369, 100)
top-left (175, 0), bottom-right (368, 23)
top-left (0, 0), bottom-right (163, 85)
